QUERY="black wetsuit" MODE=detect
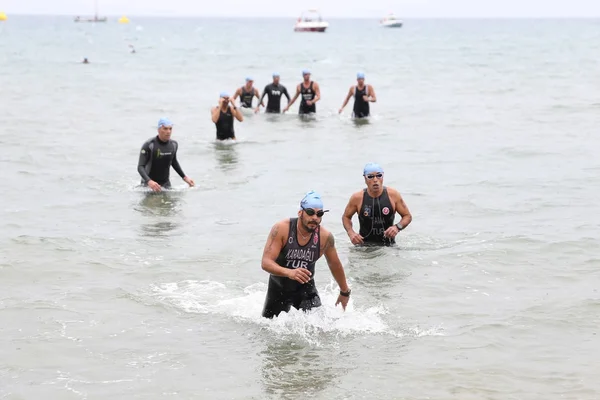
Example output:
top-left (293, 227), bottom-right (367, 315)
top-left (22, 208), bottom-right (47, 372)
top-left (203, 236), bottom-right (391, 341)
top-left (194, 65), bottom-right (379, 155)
top-left (358, 187), bottom-right (396, 246)
top-left (215, 106), bottom-right (235, 140)
top-left (240, 86), bottom-right (255, 108)
top-left (353, 85), bottom-right (370, 118)
top-left (260, 83), bottom-right (290, 113)
top-left (137, 136), bottom-right (186, 188)
top-left (299, 81), bottom-right (316, 115)
top-left (262, 218), bottom-right (322, 319)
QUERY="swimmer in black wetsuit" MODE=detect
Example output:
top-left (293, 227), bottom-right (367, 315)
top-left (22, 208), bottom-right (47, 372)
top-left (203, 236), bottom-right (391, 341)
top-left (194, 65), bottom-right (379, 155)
top-left (233, 77), bottom-right (260, 109)
top-left (338, 72), bottom-right (377, 118)
top-left (138, 117), bottom-right (195, 192)
top-left (342, 163), bottom-right (412, 246)
top-left (283, 69), bottom-right (321, 115)
top-left (254, 73), bottom-right (290, 114)
top-left (211, 92), bottom-right (244, 140)
top-left (261, 191), bottom-right (351, 319)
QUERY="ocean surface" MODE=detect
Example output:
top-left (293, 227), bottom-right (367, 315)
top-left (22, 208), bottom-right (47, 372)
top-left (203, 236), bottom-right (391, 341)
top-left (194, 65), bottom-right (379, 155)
top-left (1, 15), bottom-right (600, 399)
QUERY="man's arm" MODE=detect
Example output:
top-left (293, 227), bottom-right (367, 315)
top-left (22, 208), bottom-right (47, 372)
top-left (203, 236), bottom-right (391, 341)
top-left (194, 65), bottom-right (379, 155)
top-left (211, 106), bottom-right (220, 123)
top-left (232, 87), bottom-right (241, 101)
top-left (367, 85), bottom-right (377, 102)
top-left (262, 221), bottom-right (312, 284)
top-left (230, 104), bottom-right (244, 122)
top-left (137, 142), bottom-right (152, 182)
top-left (322, 231), bottom-right (350, 292)
top-left (285, 85), bottom-right (301, 109)
top-left (338, 86), bottom-right (354, 113)
top-left (261, 222), bottom-right (290, 277)
top-left (258, 85), bottom-right (269, 106)
top-left (170, 142), bottom-right (186, 179)
top-left (254, 88), bottom-right (261, 101)
top-left (312, 82), bottom-right (321, 103)
top-left (342, 192), bottom-right (364, 245)
top-left (392, 189), bottom-right (412, 230)
top-left (283, 86), bottom-right (291, 102)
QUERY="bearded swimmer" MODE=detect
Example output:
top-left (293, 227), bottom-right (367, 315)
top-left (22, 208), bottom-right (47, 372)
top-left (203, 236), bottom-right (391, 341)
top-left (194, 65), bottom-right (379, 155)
top-left (233, 77), bottom-right (261, 109)
top-left (261, 191), bottom-right (351, 319)
top-left (282, 69), bottom-right (321, 115)
top-left (137, 118), bottom-right (195, 192)
top-left (338, 72), bottom-right (377, 118)
top-left (342, 163), bottom-right (412, 246)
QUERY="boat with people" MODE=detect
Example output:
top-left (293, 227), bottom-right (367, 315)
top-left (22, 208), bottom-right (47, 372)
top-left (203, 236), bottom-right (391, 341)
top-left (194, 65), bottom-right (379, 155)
top-left (294, 9), bottom-right (329, 32)
top-left (380, 13), bottom-right (403, 28)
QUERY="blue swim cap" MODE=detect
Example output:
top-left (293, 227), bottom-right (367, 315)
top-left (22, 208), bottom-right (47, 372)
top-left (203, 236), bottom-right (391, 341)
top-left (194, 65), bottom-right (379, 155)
top-left (273, 72), bottom-right (280, 77)
top-left (157, 117), bottom-right (173, 128)
top-left (302, 69), bottom-right (311, 76)
top-left (220, 91), bottom-right (229, 98)
top-left (357, 72), bottom-right (365, 79)
top-left (245, 76), bottom-right (253, 82)
top-left (300, 190), bottom-right (324, 210)
top-left (363, 162), bottom-right (384, 175)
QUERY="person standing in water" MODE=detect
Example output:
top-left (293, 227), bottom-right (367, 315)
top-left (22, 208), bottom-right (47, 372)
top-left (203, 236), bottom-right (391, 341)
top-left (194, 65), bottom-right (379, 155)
top-left (137, 117), bottom-right (195, 192)
top-left (254, 73), bottom-right (290, 114)
top-left (211, 92), bottom-right (243, 141)
top-left (261, 191), bottom-right (351, 319)
top-left (283, 69), bottom-right (321, 115)
top-left (233, 77), bottom-right (261, 110)
top-left (342, 163), bottom-right (412, 246)
top-left (338, 72), bottom-right (377, 118)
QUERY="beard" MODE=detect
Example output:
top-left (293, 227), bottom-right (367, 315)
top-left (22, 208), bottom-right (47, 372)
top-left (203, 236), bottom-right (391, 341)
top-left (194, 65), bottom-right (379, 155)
top-left (302, 218), bottom-right (319, 232)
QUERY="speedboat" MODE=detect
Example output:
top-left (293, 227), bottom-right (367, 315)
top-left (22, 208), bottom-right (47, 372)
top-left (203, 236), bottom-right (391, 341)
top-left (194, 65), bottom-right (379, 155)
top-left (380, 13), bottom-right (403, 28)
top-left (294, 9), bottom-right (329, 32)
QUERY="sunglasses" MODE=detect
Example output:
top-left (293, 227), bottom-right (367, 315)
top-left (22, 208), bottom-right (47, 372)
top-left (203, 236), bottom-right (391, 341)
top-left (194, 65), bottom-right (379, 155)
top-left (365, 173), bottom-right (383, 180)
top-left (302, 207), bottom-right (329, 217)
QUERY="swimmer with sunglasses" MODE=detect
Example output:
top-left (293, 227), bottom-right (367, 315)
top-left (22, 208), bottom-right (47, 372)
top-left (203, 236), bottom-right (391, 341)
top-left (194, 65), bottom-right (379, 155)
top-left (260, 191), bottom-right (351, 319)
top-left (342, 163), bottom-right (413, 246)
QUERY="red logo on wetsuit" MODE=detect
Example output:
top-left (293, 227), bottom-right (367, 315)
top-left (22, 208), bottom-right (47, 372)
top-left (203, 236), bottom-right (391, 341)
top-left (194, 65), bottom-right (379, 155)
top-left (313, 233), bottom-right (318, 244)
top-left (382, 207), bottom-right (390, 215)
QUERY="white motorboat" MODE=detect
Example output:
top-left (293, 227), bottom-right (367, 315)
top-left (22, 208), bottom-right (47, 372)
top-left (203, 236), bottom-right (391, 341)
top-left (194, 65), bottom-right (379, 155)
top-left (380, 13), bottom-right (403, 28)
top-left (294, 9), bottom-right (329, 32)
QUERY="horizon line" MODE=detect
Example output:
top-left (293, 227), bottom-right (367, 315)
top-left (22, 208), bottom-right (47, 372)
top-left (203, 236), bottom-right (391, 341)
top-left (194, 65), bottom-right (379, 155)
top-left (2, 12), bottom-right (600, 19)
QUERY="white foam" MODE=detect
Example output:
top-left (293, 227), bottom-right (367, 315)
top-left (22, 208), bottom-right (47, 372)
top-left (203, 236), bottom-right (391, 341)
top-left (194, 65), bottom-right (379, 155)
top-left (150, 279), bottom-right (401, 346)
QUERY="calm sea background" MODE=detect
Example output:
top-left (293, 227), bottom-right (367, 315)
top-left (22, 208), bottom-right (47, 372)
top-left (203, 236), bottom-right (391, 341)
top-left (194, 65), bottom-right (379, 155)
top-left (1, 15), bottom-right (600, 399)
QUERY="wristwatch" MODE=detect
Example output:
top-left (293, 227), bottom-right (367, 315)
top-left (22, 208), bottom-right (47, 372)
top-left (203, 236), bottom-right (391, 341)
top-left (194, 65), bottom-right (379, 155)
top-left (340, 289), bottom-right (351, 297)
top-left (395, 223), bottom-right (403, 231)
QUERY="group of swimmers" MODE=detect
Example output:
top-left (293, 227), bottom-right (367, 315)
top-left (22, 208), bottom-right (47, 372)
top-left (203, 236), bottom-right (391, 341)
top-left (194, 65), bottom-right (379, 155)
top-left (212, 69), bottom-right (377, 140)
top-left (138, 96), bottom-right (407, 319)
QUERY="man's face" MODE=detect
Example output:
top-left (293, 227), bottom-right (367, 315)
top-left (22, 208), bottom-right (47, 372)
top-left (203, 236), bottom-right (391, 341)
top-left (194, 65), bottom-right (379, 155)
top-left (298, 207), bottom-right (326, 232)
top-left (364, 172), bottom-right (384, 192)
top-left (303, 73), bottom-right (310, 82)
top-left (158, 125), bottom-right (172, 141)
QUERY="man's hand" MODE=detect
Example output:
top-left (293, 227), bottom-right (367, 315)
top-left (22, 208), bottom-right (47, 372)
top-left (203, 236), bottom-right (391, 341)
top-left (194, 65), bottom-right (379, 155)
top-left (183, 176), bottom-right (195, 187)
top-left (384, 225), bottom-right (400, 239)
top-left (347, 230), bottom-right (364, 245)
top-left (335, 294), bottom-right (349, 310)
top-left (147, 180), bottom-right (161, 192)
top-left (287, 268), bottom-right (312, 284)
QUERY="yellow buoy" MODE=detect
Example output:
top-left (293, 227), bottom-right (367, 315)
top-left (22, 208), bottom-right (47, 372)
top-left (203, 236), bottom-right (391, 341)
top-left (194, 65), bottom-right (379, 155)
top-left (118, 16), bottom-right (129, 24)
top-left (0, 12), bottom-right (8, 21)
